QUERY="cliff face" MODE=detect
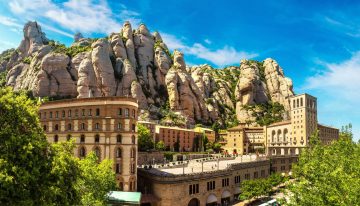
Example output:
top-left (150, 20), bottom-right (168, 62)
top-left (0, 21), bottom-right (294, 127)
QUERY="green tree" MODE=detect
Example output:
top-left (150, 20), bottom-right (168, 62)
top-left (0, 87), bottom-right (116, 205)
top-left (212, 142), bottom-right (222, 153)
top-left (0, 87), bottom-right (52, 205)
top-left (137, 124), bottom-right (154, 151)
top-left (284, 129), bottom-right (360, 205)
top-left (156, 140), bottom-right (166, 151)
top-left (240, 178), bottom-right (271, 200)
top-left (239, 173), bottom-right (288, 201)
top-left (76, 151), bottom-right (116, 205)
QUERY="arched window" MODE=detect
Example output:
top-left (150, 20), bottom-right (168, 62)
top-left (79, 147), bottom-right (86, 157)
top-left (131, 163), bottom-right (135, 174)
top-left (131, 135), bottom-right (135, 144)
top-left (116, 163), bottom-right (121, 174)
top-left (54, 135), bottom-right (58, 143)
top-left (277, 130), bottom-right (282, 142)
top-left (271, 130), bottom-right (275, 142)
top-left (132, 109), bottom-right (135, 118)
top-left (116, 135), bottom-right (122, 143)
top-left (116, 148), bottom-right (122, 158)
top-left (119, 182), bottom-right (124, 191)
top-left (131, 148), bottom-right (136, 158)
top-left (81, 123), bottom-right (85, 130)
top-left (117, 123), bottom-right (122, 130)
top-left (125, 108), bottom-right (129, 117)
top-left (94, 147), bottom-right (101, 159)
top-left (68, 123), bottom-right (72, 131)
top-left (67, 134), bottom-right (71, 141)
top-left (43, 125), bottom-right (47, 131)
top-left (132, 124), bottom-right (136, 132)
top-left (95, 123), bottom-right (100, 130)
top-left (80, 134), bottom-right (85, 143)
top-left (283, 129), bottom-right (288, 142)
top-left (297, 99), bottom-right (299, 107)
top-left (54, 124), bottom-right (59, 131)
top-left (95, 134), bottom-right (100, 143)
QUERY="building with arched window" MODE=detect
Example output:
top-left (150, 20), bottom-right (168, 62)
top-left (222, 93), bottom-right (339, 173)
top-left (38, 96), bottom-right (138, 192)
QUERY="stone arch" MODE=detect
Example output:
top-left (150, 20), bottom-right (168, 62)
top-left (295, 148), bottom-right (299, 155)
top-left (206, 194), bottom-right (218, 206)
top-left (221, 190), bottom-right (231, 205)
top-left (128, 175), bottom-right (136, 191)
top-left (277, 129), bottom-right (282, 142)
top-left (79, 146), bottom-right (86, 158)
top-left (283, 128), bottom-right (288, 142)
top-left (114, 146), bottom-right (123, 158)
top-left (271, 130), bottom-right (275, 142)
top-left (93, 146), bottom-right (101, 160)
top-left (188, 198), bottom-right (200, 206)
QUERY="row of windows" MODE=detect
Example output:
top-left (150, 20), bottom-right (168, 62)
top-left (47, 123), bottom-right (136, 132)
top-left (78, 146), bottom-right (136, 160)
top-left (53, 134), bottom-right (136, 144)
top-left (40, 108), bottom-right (136, 120)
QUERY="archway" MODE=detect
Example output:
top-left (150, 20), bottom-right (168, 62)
top-left (221, 190), bottom-right (231, 205)
top-left (188, 198), bottom-right (200, 206)
top-left (206, 194), bottom-right (218, 206)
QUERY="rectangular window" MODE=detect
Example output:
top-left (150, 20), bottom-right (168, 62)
top-left (68, 110), bottom-right (71, 117)
top-left (55, 111), bottom-right (59, 118)
top-left (96, 108), bottom-right (100, 116)
top-left (207, 181), bottom-right (215, 191)
top-left (88, 109), bottom-right (92, 116)
top-left (118, 108), bottom-right (122, 116)
top-left (188, 184), bottom-right (199, 195)
top-left (125, 109), bottom-right (129, 118)
top-left (50, 112), bottom-right (53, 118)
top-left (254, 172), bottom-right (258, 179)
top-left (245, 173), bottom-right (250, 180)
top-left (82, 109), bottom-right (85, 116)
top-left (261, 170), bottom-right (265, 177)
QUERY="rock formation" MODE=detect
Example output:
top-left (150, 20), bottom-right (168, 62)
top-left (0, 20), bottom-right (295, 127)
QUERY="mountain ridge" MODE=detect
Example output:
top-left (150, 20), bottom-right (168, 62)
top-left (0, 21), bottom-right (294, 129)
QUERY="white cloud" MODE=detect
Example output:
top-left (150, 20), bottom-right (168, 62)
top-left (303, 52), bottom-right (360, 140)
top-left (304, 51), bottom-right (360, 101)
top-left (0, 15), bottom-right (22, 28)
top-left (161, 33), bottom-right (257, 67)
top-left (8, 0), bottom-right (141, 35)
top-left (204, 39), bottom-right (212, 44)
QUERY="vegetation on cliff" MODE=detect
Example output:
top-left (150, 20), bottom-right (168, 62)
top-left (242, 102), bottom-right (285, 126)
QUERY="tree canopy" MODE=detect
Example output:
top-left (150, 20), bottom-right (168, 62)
top-left (284, 128), bottom-right (360, 205)
top-left (137, 124), bottom-right (154, 151)
top-left (240, 173), bottom-right (288, 201)
top-left (0, 87), bottom-right (116, 205)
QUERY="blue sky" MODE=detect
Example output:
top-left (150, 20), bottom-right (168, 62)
top-left (0, 0), bottom-right (359, 140)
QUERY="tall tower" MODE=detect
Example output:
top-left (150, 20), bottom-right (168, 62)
top-left (290, 94), bottom-right (317, 147)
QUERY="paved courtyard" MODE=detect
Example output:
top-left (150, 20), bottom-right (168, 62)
top-left (152, 154), bottom-right (266, 175)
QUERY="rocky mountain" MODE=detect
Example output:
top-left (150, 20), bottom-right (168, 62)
top-left (0, 21), bottom-right (294, 128)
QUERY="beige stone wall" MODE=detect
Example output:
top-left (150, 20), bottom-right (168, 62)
top-left (39, 97), bottom-right (138, 192)
top-left (318, 124), bottom-right (339, 145)
top-left (223, 130), bottom-right (244, 154)
top-left (138, 161), bottom-right (270, 206)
